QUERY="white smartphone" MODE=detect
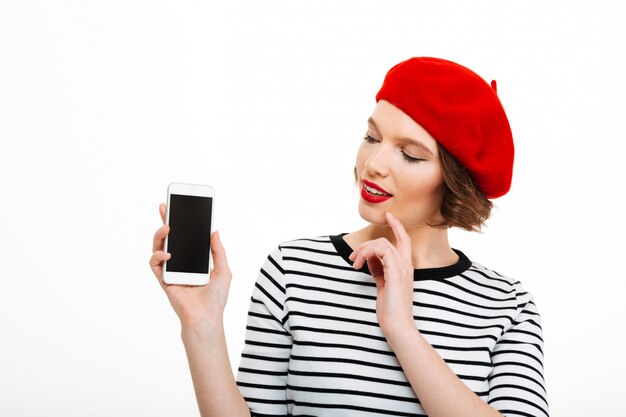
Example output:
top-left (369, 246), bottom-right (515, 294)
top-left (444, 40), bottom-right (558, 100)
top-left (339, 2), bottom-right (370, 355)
top-left (163, 182), bottom-right (215, 286)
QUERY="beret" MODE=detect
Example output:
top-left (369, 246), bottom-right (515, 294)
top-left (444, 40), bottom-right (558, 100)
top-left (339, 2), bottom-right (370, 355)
top-left (375, 57), bottom-right (514, 199)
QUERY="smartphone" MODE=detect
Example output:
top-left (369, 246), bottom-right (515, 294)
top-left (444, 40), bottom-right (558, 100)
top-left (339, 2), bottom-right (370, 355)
top-left (162, 182), bottom-right (215, 286)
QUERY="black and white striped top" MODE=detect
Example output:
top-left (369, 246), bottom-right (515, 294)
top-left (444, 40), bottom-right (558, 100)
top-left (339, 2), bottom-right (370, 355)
top-left (236, 234), bottom-right (548, 417)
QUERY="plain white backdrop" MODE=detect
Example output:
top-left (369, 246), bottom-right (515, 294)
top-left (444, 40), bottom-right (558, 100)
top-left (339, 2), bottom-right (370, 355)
top-left (1, 1), bottom-right (625, 415)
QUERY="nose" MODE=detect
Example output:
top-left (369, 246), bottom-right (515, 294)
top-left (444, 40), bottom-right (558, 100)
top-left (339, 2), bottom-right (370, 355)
top-left (364, 142), bottom-right (391, 178)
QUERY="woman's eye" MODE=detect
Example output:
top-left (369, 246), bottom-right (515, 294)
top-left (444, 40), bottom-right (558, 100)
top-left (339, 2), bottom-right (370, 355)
top-left (363, 135), bottom-right (379, 143)
top-left (402, 151), bottom-right (425, 164)
top-left (363, 135), bottom-right (425, 164)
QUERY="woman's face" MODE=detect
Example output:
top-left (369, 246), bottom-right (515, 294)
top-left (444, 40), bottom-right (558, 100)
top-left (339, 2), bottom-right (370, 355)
top-left (355, 99), bottom-right (444, 230)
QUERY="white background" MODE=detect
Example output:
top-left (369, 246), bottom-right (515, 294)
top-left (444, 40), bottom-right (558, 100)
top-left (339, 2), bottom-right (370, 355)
top-left (1, 1), bottom-right (624, 416)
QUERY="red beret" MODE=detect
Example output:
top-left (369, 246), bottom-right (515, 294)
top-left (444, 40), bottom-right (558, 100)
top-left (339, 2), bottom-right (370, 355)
top-left (375, 57), bottom-right (514, 199)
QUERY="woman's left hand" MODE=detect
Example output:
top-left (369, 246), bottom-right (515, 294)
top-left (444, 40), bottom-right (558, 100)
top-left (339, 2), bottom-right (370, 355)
top-left (349, 211), bottom-right (416, 338)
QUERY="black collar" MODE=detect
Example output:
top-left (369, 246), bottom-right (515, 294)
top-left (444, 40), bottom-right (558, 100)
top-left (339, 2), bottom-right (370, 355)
top-left (329, 233), bottom-right (472, 281)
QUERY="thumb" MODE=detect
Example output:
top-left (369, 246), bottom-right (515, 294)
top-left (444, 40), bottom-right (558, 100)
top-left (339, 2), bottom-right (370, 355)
top-left (211, 230), bottom-right (232, 277)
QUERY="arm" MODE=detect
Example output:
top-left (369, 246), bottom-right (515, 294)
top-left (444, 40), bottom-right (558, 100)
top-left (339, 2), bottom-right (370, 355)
top-left (385, 325), bottom-right (504, 417)
top-left (149, 203), bottom-right (249, 417)
top-left (181, 246), bottom-right (293, 417)
top-left (182, 320), bottom-right (251, 417)
top-left (350, 211), bottom-right (505, 417)
top-left (235, 246), bottom-right (293, 416)
top-left (487, 289), bottom-right (549, 416)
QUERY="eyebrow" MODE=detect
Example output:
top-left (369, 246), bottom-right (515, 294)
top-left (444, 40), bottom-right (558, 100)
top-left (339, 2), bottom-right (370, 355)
top-left (368, 117), bottom-right (435, 157)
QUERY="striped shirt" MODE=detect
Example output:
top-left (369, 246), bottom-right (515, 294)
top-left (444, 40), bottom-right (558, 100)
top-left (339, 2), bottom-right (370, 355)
top-left (236, 234), bottom-right (548, 417)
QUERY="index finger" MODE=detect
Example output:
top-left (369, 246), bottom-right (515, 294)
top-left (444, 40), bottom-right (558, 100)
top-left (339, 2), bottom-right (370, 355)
top-left (385, 211), bottom-right (412, 261)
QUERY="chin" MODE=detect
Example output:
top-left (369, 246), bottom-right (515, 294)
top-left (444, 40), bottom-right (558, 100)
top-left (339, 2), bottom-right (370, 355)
top-left (358, 202), bottom-right (389, 225)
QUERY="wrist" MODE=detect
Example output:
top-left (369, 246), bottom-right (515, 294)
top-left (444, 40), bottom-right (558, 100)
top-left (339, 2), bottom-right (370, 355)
top-left (178, 305), bottom-right (224, 330)
top-left (180, 317), bottom-right (223, 341)
top-left (383, 320), bottom-right (421, 348)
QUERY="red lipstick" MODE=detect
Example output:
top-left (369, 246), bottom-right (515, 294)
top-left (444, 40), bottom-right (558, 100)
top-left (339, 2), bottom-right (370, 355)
top-left (361, 179), bottom-right (393, 204)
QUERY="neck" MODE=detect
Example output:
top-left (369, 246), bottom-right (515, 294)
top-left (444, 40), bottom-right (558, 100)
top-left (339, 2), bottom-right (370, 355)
top-left (345, 223), bottom-right (459, 269)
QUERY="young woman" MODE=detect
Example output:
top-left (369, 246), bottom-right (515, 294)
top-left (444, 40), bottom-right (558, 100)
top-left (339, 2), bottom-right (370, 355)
top-left (149, 57), bottom-right (548, 417)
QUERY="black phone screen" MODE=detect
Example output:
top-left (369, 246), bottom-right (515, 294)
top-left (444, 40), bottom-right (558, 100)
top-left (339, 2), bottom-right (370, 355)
top-left (165, 194), bottom-right (213, 274)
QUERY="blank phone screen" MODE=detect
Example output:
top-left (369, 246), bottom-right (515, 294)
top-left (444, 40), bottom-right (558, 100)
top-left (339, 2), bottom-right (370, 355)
top-left (165, 194), bottom-right (213, 274)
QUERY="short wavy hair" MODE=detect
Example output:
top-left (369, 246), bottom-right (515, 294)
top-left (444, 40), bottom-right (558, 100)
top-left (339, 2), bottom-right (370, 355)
top-left (353, 141), bottom-right (493, 232)
top-left (426, 142), bottom-right (493, 232)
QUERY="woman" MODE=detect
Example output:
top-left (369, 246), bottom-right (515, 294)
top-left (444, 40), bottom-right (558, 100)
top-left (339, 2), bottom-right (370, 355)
top-left (149, 57), bottom-right (548, 417)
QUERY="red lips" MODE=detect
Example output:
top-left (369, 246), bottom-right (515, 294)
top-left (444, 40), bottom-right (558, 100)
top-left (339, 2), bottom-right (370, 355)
top-left (361, 179), bottom-right (393, 204)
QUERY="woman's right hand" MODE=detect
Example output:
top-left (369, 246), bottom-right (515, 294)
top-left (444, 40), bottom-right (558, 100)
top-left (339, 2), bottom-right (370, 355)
top-left (149, 203), bottom-right (233, 328)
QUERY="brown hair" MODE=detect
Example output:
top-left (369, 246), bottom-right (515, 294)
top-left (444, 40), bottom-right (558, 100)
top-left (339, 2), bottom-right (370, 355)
top-left (353, 141), bottom-right (493, 232)
top-left (426, 142), bottom-right (493, 232)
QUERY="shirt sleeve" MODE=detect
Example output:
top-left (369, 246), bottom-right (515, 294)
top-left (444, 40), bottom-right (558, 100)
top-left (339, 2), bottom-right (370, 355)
top-left (488, 282), bottom-right (549, 417)
top-left (236, 245), bottom-right (292, 417)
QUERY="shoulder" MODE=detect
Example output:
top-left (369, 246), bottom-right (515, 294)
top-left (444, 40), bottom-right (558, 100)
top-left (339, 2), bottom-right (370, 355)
top-left (260, 234), bottom-right (337, 261)
top-left (261, 234), bottom-right (350, 273)
top-left (270, 234), bottom-right (339, 259)
top-left (467, 259), bottom-right (518, 286)
top-left (278, 234), bottom-right (335, 250)
top-left (465, 259), bottom-right (537, 313)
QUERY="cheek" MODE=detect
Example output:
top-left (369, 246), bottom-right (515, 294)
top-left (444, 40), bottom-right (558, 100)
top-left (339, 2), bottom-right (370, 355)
top-left (354, 144), bottom-right (367, 177)
top-left (403, 166), bottom-right (444, 202)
